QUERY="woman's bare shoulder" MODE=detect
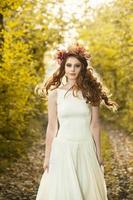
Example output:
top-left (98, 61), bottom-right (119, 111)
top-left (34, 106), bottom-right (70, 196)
top-left (48, 89), bottom-right (57, 100)
top-left (48, 88), bottom-right (57, 97)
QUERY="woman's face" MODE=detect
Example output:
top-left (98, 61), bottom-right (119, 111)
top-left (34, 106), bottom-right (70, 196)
top-left (65, 56), bottom-right (82, 80)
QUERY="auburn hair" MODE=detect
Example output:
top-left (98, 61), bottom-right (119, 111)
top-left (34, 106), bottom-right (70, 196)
top-left (35, 44), bottom-right (118, 112)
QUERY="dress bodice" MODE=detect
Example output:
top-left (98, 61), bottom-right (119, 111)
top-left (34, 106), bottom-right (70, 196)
top-left (56, 88), bottom-right (92, 140)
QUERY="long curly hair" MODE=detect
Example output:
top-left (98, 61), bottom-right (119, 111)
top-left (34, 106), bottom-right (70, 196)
top-left (35, 43), bottom-right (118, 112)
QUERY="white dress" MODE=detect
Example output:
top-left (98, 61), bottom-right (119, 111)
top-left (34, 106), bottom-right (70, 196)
top-left (36, 88), bottom-right (108, 200)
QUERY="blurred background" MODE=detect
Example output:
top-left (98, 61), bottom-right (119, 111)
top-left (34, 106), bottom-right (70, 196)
top-left (0, 0), bottom-right (132, 199)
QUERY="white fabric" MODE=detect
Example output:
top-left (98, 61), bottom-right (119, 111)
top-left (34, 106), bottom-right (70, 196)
top-left (36, 89), bottom-right (108, 200)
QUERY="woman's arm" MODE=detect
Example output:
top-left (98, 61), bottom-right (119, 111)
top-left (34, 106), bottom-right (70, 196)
top-left (44, 89), bottom-right (58, 162)
top-left (90, 106), bottom-right (103, 165)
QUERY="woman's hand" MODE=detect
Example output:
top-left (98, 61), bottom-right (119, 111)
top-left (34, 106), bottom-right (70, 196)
top-left (43, 158), bottom-right (50, 173)
top-left (96, 153), bottom-right (104, 166)
top-left (98, 157), bottom-right (104, 166)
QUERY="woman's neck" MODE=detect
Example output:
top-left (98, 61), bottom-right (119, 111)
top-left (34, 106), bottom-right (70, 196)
top-left (66, 80), bottom-right (76, 88)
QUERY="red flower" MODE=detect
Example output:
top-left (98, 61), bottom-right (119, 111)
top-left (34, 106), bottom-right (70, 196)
top-left (54, 43), bottom-right (91, 65)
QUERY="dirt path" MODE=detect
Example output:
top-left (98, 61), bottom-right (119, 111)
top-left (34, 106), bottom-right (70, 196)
top-left (0, 139), bottom-right (46, 200)
top-left (0, 123), bottom-right (132, 200)
top-left (102, 122), bottom-right (133, 200)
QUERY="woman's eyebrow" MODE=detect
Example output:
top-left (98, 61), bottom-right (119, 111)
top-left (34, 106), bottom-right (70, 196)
top-left (66, 63), bottom-right (81, 65)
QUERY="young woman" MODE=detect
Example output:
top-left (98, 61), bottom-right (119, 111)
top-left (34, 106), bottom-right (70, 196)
top-left (35, 43), bottom-right (118, 200)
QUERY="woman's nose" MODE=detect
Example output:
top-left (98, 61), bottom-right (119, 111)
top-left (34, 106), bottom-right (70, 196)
top-left (71, 66), bottom-right (75, 71)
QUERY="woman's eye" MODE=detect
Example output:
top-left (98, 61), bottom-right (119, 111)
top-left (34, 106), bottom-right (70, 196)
top-left (75, 65), bottom-right (80, 68)
top-left (66, 64), bottom-right (81, 67)
top-left (66, 64), bottom-right (71, 67)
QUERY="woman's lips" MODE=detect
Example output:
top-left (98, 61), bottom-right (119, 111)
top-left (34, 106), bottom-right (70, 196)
top-left (69, 73), bottom-right (76, 75)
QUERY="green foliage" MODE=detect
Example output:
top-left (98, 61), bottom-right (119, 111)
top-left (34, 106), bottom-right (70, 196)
top-left (0, 0), bottom-right (23, 15)
top-left (78, 0), bottom-right (133, 134)
top-left (0, 0), bottom-right (66, 169)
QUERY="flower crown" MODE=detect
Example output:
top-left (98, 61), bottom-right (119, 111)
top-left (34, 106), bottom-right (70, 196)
top-left (55, 43), bottom-right (91, 64)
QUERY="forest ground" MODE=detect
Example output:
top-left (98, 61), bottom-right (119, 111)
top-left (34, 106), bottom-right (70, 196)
top-left (0, 122), bottom-right (132, 200)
